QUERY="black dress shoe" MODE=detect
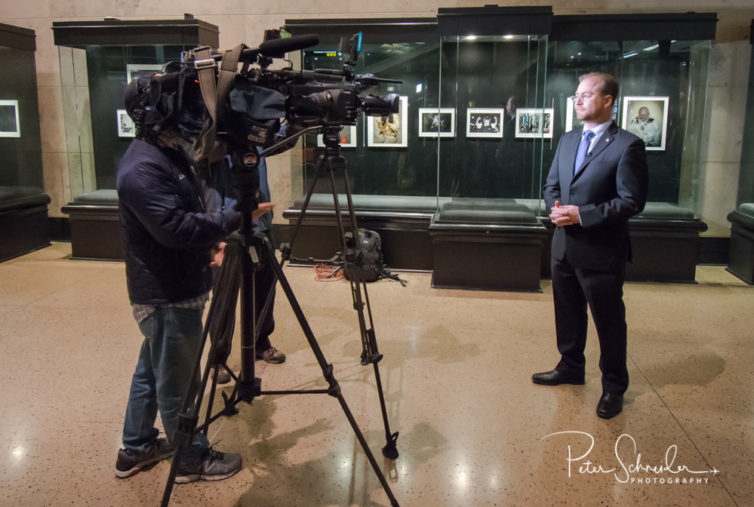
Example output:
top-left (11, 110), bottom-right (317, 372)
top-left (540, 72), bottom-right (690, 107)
top-left (596, 393), bottom-right (623, 419)
top-left (532, 369), bottom-right (585, 386)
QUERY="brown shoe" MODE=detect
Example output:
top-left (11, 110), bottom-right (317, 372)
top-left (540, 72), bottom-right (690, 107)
top-left (213, 366), bottom-right (232, 384)
top-left (256, 347), bottom-right (286, 364)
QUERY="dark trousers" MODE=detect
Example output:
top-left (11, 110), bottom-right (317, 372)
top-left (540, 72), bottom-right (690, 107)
top-left (209, 233), bottom-right (276, 356)
top-left (551, 255), bottom-right (629, 395)
top-left (253, 247), bottom-right (276, 351)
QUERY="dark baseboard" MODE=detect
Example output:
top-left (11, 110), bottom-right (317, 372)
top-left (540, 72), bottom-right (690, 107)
top-left (49, 217), bottom-right (71, 242)
top-left (271, 223), bottom-right (290, 250)
top-left (698, 236), bottom-right (729, 265)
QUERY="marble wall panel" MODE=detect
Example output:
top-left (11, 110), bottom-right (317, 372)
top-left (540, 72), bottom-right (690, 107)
top-left (36, 85), bottom-right (66, 153)
top-left (42, 151), bottom-right (68, 217)
top-left (704, 85), bottom-right (746, 164)
top-left (267, 152), bottom-right (291, 225)
top-left (0, 0), bottom-right (50, 19)
top-left (700, 161), bottom-right (740, 234)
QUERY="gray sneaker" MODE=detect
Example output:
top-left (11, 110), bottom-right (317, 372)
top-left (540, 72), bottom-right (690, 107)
top-left (115, 438), bottom-right (175, 478)
top-left (175, 448), bottom-right (242, 483)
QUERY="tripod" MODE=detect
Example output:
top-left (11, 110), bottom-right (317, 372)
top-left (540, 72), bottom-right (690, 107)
top-left (160, 130), bottom-right (400, 506)
top-left (281, 124), bottom-right (399, 453)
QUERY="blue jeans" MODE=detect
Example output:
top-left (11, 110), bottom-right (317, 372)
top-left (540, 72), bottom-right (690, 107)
top-left (122, 305), bottom-right (209, 465)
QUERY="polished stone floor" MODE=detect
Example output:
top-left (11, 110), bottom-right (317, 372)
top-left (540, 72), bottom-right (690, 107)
top-left (0, 242), bottom-right (752, 506)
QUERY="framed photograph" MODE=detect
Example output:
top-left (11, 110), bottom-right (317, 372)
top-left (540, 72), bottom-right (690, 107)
top-left (622, 96), bottom-right (669, 151)
top-left (565, 97), bottom-right (583, 133)
top-left (466, 108), bottom-right (504, 138)
top-left (542, 108), bottom-right (553, 138)
top-left (0, 99), bottom-right (21, 138)
top-left (117, 109), bottom-right (135, 137)
top-left (126, 63), bottom-right (163, 84)
top-left (367, 95), bottom-right (408, 148)
top-left (515, 108), bottom-right (554, 138)
top-left (418, 107), bottom-right (456, 138)
top-left (316, 125), bottom-right (357, 148)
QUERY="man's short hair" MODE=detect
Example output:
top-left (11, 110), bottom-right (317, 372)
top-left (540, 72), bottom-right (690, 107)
top-left (579, 72), bottom-right (619, 100)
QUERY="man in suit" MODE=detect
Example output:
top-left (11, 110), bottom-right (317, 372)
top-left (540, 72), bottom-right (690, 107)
top-left (533, 72), bottom-right (648, 419)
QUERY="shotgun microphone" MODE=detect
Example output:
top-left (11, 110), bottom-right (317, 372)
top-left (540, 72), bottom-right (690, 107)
top-left (258, 34), bottom-right (320, 58)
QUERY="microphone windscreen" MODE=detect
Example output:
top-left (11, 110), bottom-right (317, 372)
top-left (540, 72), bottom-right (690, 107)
top-left (259, 34), bottom-right (319, 57)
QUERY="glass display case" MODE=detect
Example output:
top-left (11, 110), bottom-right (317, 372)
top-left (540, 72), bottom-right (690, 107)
top-left (287, 18), bottom-right (440, 201)
top-left (283, 17), bottom-right (442, 270)
top-left (429, 7), bottom-right (552, 291)
top-left (61, 43), bottom-right (197, 192)
top-left (0, 22), bottom-right (49, 261)
top-left (196, 9), bottom-right (722, 290)
top-left (436, 34), bottom-right (549, 202)
top-left (287, 9), bottom-right (552, 208)
top-left (53, 16), bottom-right (218, 259)
top-left (545, 13), bottom-right (716, 282)
top-left (736, 21), bottom-right (754, 207)
top-left (726, 22), bottom-right (754, 284)
top-left (283, 9), bottom-right (717, 286)
top-left (545, 39), bottom-right (711, 210)
top-left (283, 8), bottom-right (553, 286)
top-left (53, 16), bottom-right (219, 198)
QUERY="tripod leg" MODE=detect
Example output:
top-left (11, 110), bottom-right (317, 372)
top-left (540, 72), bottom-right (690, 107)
top-left (260, 244), bottom-right (400, 506)
top-left (326, 159), bottom-right (400, 459)
top-left (280, 153), bottom-right (325, 264)
top-left (160, 299), bottom-right (220, 505)
top-left (373, 363), bottom-right (399, 459)
top-left (324, 163), bottom-right (374, 363)
top-left (238, 242), bottom-right (262, 402)
top-left (161, 240), bottom-right (246, 505)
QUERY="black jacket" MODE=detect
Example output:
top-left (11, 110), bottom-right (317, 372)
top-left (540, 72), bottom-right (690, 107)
top-left (117, 139), bottom-right (240, 304)
top-left (544, 122), bottom-right (648, 270)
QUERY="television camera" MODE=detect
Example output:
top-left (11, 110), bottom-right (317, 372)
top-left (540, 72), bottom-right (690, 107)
top-left (171, 30), bottom-right (401, 160)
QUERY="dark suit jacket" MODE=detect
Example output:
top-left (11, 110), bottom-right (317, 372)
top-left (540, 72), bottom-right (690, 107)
top-left (544, 122), bottom-right (648, 270)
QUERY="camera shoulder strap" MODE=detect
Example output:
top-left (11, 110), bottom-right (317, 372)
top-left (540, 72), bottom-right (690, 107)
top-left (194, 46), bottom-right (218, 160)
top-left (194, 44), bottom-right (245, 162)
top-left (216, 44), bottom-right (244, 122)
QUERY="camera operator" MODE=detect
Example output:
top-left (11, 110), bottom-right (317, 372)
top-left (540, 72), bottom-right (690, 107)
top-left (114, 74), bottom-right (243, 482)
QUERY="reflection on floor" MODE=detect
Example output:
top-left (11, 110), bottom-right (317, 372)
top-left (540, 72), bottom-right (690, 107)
top-left (0, 242), bottom-right (752, 506)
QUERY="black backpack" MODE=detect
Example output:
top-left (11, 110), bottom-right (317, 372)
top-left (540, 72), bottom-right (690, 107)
top-left (343, 229), bottom-right (405, 285)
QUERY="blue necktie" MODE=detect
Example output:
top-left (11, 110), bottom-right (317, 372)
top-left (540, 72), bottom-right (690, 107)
top-left (574, 130), bottom-right (595, 174)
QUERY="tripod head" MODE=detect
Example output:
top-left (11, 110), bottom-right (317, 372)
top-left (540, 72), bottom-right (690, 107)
top-left (319, 122), bottom-right (350, 159)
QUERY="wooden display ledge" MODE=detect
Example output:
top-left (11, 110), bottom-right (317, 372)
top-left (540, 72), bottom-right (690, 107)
top-left (429, 199), bottom-right (548, 291)
top-left (539, 202), bottom-right (708, 283)
top-left (726, 203), bottom-right (754, 284)
top-left (626, 202), bottom-right (708, 282)
top-left (282, 194), bottom-right (442, 270)
top-left (60, 190), bottom-right (710, 286)
top-left (0, 186), bottom-right (51, 262)
top-left (283, 195), bottom-right (548, 291)
top-left (61, 189), bottom-right (122, 260)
